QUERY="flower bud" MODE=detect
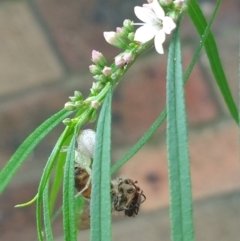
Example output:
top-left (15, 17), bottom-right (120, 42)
top-left (91, 100), bottom-right (100, 109)
top-left (115, 55), bottom-right (125, 67)
top-left (159, 0), bottom-right (173, 6)
top-left (91, 50), bottom-right (107, 67)
top-left (69, 96), bottom-right (76, 102)
top-left (123, 19), bottom-right (134, 33)
top-left (116, 27), bottom-right (128, 40)
top-left (75, 101), bottom-right (83, 108)
top-left (103, 31), bottom-right (128, 49)
top-left (173, 0), bottom-right (187, 14)
top-left (62, 118), bottom-right (72, 126)
top-left (173, 0), bottom-right (184, 7)
top-left (123, 52), bottom-right (134, 63)
top-left (74, 91), bottom-right (83, 101)
top-left (91, 81), bottom-right (103, 92)
top-left (64, 101), bottom-right (77, 111)
top-left (102, 66), bottom-right (112, 76)
top-left (127, 32), bottom-right (135, 42)
top-left (167, 11), bottom-right (178, 21)
top-left (93, 74), bottom-right (107, 83)
top-left (89, 64), bottom-right (102, 75)
top-left (111, 68), bottom-right (123, 81)
top-left (103, 31), bottom-right (118, 45)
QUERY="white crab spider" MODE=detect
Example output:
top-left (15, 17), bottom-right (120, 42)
top-left (75, 129), bottom-right (95, 196)
top-left (62, 129), bottom-right (96, 198)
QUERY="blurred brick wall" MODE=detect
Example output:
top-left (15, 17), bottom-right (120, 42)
top-left (0, 0), bottom-right (239, 240)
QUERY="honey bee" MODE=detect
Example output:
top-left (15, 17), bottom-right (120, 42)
top-left (111, 177), bottom-right (146, 217)
top-left (75, 176), bottom-right (146, 230)
top-left (74, 150), bottom-right (92, 199)
top-left (72, 153), bottom-right (92, 230)
top-left (110, 178), bottom-right (127, 211)
top-left (74, 166), bottom-right (91, 200)
top-left (123, 179), bottom-right (146, 217)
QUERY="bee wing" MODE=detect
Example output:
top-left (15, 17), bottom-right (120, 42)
top-left (76, 203), bottom-right (90, 230)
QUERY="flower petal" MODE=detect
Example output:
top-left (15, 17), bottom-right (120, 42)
top-left (151, 0), bottom-right (165, 19)
top-left (154, 30), bottom-right (166, 54)
top-left (134, 6), bottom-right (156, 23)
top-left (134, 25), bottom-right (156, 43)
top-left (162, 17), bottom-right (176, 34)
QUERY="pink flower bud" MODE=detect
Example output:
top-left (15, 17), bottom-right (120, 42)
top-left (115, 56), bottom-right (125, 67)
top-left (116, 27), bottom-right (123, 33)
top-left (91, 50), bottom-right (106, 66)
top-left (92, 50), bottom-right (102, 62)
top-left (102, 66), bottom-right (112, 76)
top-left (123, 52), bottom-right (133, 63)
top-left (91, 100), bottom-right (100, 109)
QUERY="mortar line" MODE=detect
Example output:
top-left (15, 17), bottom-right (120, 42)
top-left (27, 0), bottom-right (70, 73)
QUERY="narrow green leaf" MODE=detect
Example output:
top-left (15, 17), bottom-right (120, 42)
top-left (36, 127), bottom-right (70, 241)
top-left (36, 127), bottom-right (71, 241)
top-left (0, 109), bottom-right (71, 194)
top-left (49, 151), bottom-right (66, 216)
top-left (111, 1), bottom-right (222, 174)
top-left (188, 0), bottom-right (238, 124)
top-left (166, 24), bottom-right (194, 240)
top-left (63, 134), bottom-right (77, 241)
top-left (43, 180), bottom-right (54, 241)
top-left (90, 87), bottom-right (112, 241)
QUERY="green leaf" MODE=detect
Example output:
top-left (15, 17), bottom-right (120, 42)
top-left (36, 127), bottom-right (71, 241)
top-left (43, 180), bottom-right (54, 241)
top-left (90, 87), bottom-right (112, 241)
top-left (188, 0), bottom-right (238, 124)
top-left (0, 109), bottom-right (71, 194)
top-left (63, 134), bottom-right (77, 241)
top-left (166, 23), bottom-right (194, 240)
top-left (111, 0), bottom-right (222, 174)
top-left (49, 150), bottom-right (66, 216)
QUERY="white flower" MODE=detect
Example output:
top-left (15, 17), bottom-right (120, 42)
top-left (134, 0), bottom-right (176, 54)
